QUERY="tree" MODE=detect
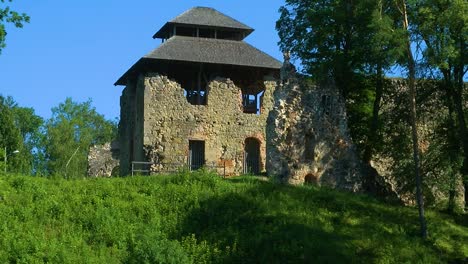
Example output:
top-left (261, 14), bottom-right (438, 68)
top-left (8, 98), bottom-right (45, 174)
top-left (0, 0), bottom-right (29, 53)
top-left (361, 0), bottom-right (406, 164)
top-left (276, 0), bottom-right (374, 96)
top-left (44, 98), bottom-right (117, 178)
top-left (276, 0), bottom-right (406, 196)
top-left (0, 95), bottom-right (22, 173)
top-left (412, 0), bottom-right (467, 210)
top-left (277, 0), bottom-right (429, 237)
top-left (0, 95), bottom-right (44, 174)
top-left (397, 0), bottom-right (427, 238)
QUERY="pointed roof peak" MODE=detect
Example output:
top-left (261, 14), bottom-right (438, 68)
top-left (153, 7), bottom-right (254, 39)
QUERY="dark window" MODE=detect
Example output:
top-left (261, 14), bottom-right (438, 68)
top-left (180, 72), bottom-right (208, 105)
top-left (304, 134), bottom-right (315, 161)
top-left (189, 140), bottom-right (205, 170)
top-left (321, 95), bottom-right (332, 115)
top-left (199, 28), bottom-right (215, 38)
top-left (176, 26), bottom-right (196, 37)
top-left (217, 30), bottom-right (242, 40)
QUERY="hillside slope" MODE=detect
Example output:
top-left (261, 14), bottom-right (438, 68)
top-left (0, 172), bottom-right (466, 263)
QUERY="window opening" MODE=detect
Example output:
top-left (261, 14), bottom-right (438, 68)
top-left (199, 28), bottom-right (215, 38)
top-left (217, 30), bottom-right (242, 40)
top-left (180, 65), bottom-right (209, 105)
top-left (321, 95), bottom-right (332, 115)
top-left (304, 133), bottom-right (315, 161)
top-left (176, 26), bottom-right (196, 37)
top-left (242, 88), bottom-right (264, 114)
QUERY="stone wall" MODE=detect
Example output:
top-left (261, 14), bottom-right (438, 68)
top-left (266, 75), bottom-right (363, 191)
top-left (120, 73), bottom-right (277, 176)
top-left (116, 67), bottom-right (363, 191)
top-left (87, 142), bottom-right (120, 177)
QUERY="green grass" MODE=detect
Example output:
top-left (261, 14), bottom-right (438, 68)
top-left (0, 171), bottom-right (466, 263)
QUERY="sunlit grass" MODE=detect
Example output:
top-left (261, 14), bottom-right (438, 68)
top-left (0, 172), bottom-right (466, 263)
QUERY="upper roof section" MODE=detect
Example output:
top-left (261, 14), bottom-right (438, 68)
top-left (153, 7), bottom-right (254, 40)
top-left (114, 36), bottom-right (282, 85)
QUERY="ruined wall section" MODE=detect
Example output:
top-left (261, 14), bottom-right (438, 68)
top-left (87, 142), bottom-right (120, 177)
top-left (118, 82), bottom-right (135, 175)
top-left (141, 73), bottom-right (277, 175)
top-left (266, 77), bottom-right (363, 191)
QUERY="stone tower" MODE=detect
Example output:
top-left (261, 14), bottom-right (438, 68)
top-left (114, 7), bottom-right (282, 176)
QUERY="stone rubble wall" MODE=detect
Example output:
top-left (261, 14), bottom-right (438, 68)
top-left (266, 77), bottom-right (363, 191)
top-left (113, 68), bottom-right (364, 192)
top-left (87, 142), bottom-right (120, 177)
top-left (139, 73), bottom-right (277, 176)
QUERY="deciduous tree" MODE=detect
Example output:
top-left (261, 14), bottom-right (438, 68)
top-left (44, 98), bottom-right (117, 178)
top-left (412, 0), bottom-right (467, 210)
top-left (0, 0), bottom-right (29, 53)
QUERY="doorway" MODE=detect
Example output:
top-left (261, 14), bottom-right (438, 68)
top-left (189, 140), bottom-right (205, 170)
top-left (244, 138), bottom-right (260, 174)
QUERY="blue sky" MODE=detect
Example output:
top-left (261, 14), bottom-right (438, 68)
top-left (0, 0), bottom-right (286, 120)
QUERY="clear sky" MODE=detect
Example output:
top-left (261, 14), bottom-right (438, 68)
top-left (0, 0), bottom-right (286, 120)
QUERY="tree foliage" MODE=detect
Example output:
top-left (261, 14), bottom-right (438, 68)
top-left (0, 0), bottom-right (29, 54)
top-left (277, 0), bottom-right (467, 219)
top-left (411, 0), bottom-right (468, 210)
top-left (0, 95), bottom-right (44, 174)
top-left (44, 98), bottom-right (117, 178)
top-left (0, 95), bottom-right (22, 173)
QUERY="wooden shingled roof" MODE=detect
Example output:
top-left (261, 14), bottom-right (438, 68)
top-left (114, 36), bottom-right (281, 85)
top-left (115, 7), bottom-right (282, 86)
top-left (153, 7), bottom-right (254, 39)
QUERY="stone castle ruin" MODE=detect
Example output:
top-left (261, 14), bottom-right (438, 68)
top-left (88, 7), bottom-right (363, 190)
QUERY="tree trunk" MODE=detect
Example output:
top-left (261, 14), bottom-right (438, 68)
top-left (452, 84), bottom-right (468, 209)
top-left (444, 79), bottom-right (458, 213)
top-left (399, 0), bottom-right (428, 238)
top-left (364, 66), bottom-right (384, 164)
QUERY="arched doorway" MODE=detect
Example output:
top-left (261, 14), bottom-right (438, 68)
top-left (244, 138), bottom-right (260, 174)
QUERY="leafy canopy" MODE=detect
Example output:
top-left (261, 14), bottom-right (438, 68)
top-left (0, 0), bottom-right (29, 53)
top-left (44, 98), bottom-right (117, 178)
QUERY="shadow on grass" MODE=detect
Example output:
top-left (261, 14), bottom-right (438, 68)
top-left (178, 190), bottom-right (355, 263)
top-left (177, 177), bottom-right (467, 263)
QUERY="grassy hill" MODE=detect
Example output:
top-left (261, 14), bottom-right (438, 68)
top-left (0, 171), bottom-right (466, 263)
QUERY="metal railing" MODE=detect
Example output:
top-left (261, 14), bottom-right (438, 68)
top-left (131, 160), bottom-right (228, 177)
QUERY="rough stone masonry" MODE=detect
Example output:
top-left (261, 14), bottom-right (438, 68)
top-left (118, 73), bottom-right (277, 176)
top-left (87, 7), bottom-right (363, 192)
top-left (266, 57), bottom-right (363, 191)
top-left (89, 56), bottom-right (364, 192)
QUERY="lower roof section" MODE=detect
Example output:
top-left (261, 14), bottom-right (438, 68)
top-left (115, 36), bottom-right (282, 86)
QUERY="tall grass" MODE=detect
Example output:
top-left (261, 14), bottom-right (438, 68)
top-left (0, 171), bottom-right (466, 263)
